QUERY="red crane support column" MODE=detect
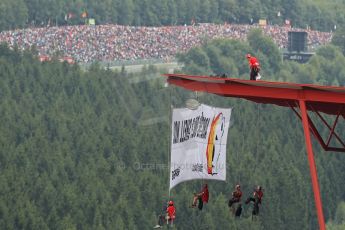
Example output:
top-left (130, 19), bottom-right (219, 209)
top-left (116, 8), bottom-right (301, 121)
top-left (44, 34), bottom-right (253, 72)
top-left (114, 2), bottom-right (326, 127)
top-left (299, 100), bottom-right (326, 230)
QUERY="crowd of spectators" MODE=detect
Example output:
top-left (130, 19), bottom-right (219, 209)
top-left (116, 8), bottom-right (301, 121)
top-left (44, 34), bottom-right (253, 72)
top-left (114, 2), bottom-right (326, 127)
top-left (0, 23), bottom-right (332, 63)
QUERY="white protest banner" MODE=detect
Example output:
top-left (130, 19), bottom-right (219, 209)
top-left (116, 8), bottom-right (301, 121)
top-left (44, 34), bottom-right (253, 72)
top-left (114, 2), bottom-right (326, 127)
top-left (170, 104), bottom-right (232, 189)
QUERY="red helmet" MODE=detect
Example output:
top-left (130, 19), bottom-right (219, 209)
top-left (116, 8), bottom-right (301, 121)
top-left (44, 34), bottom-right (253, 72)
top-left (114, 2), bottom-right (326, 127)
top-left (246, 53), bottom-right (251, 59)
top-left (169, 201), bottom-right (174, 205)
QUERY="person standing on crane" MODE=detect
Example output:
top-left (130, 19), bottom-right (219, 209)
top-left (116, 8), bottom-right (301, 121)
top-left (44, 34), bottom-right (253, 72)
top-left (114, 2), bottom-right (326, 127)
top-left (246, 54), bottom-right (261, 80)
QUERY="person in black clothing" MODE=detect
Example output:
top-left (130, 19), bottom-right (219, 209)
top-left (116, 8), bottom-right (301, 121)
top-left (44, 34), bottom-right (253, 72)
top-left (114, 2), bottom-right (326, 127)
top-left (154, 202), bottom-right (167, 228)
top-left (235, 204), bottom-right (242, 217)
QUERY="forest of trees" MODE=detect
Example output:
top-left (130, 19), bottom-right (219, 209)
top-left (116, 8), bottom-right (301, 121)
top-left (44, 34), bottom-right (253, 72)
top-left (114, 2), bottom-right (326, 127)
top-left (0, 1), bottom-right (345, 229)
top-left (0, 23), bottom-right (345, 229)
top-left (178, 28), bottom-right (345, 86)
top-left (0, 0), bottom-right (344, 32)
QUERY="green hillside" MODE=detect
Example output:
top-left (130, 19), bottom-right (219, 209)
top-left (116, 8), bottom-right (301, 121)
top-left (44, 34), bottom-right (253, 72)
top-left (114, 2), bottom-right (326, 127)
top-left (0, 36), bottom-right (345, 230)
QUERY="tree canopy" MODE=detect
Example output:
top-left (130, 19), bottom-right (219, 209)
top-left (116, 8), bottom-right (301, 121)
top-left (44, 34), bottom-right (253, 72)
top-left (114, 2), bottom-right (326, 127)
top-left (0, 32), bottom-right (345, 229)
top-left (0, 0), bottom-right (344, 32)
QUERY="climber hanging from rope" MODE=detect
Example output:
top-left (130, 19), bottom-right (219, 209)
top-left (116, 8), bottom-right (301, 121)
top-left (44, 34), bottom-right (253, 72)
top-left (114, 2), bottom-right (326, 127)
top-left (166, 200), bottom-right (176, 225)
top-left (153, 201), bottom-right (168, 229)
top-left (191, 183), bottom-right (209, 210)
top-left (245, 185), bottom-right (264, 220)
top-left (155, 200), bottom-right (176, 228)
top-left (228, 184), bottom-right (243, 216)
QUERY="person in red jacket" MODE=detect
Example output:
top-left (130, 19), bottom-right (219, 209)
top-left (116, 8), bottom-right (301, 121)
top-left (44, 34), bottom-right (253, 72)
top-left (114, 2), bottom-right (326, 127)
top-left (165, 200), bottom-right (176, 226)
top-left (201, 184), bottom-right (209, 204)
top-left (246, 54), bottom-right (261, 80)
top-left (191, 183), bottom-right (209, 210)
top-left (228, 184), bottom-right (242, 208)
top-left (228, 184), bottom-right (243, 216)
top-left (256, 186), bottom-right (263, 204)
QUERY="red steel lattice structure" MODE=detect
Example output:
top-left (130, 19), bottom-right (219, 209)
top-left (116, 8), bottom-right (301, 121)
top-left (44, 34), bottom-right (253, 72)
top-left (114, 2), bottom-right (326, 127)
top-left (164, 74), bottom-right (345, 230)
